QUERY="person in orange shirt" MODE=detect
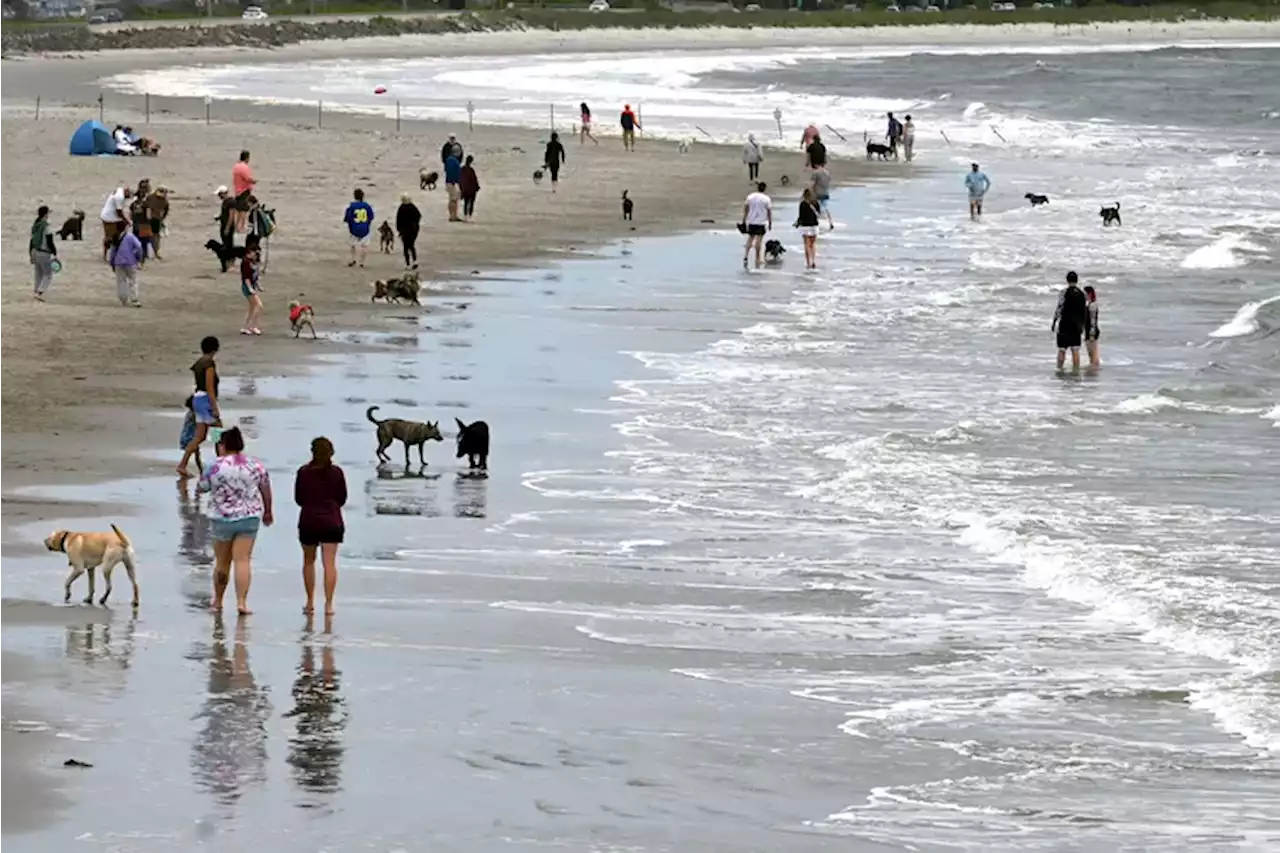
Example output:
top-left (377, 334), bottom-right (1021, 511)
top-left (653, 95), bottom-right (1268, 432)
top-left (231, 149), bottom-right (256, 234)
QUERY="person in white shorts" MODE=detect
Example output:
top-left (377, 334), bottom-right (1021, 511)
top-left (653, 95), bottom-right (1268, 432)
top-left (740, 182), bottom-right (772, 270)
top-left (796, 188), bottom-right (822, 270)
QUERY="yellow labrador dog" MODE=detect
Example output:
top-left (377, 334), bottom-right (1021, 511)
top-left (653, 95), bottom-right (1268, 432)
top-left (44, 524), bottom-right (139, 608)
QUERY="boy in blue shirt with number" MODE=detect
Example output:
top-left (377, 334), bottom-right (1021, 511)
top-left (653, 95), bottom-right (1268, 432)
top-left (344, 188), bottom-right (375, 268)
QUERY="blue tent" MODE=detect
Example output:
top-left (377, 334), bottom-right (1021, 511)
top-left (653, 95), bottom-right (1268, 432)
top-left (69, 119), bottom-right (115, 156)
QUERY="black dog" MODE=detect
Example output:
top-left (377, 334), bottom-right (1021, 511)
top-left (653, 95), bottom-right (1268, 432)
top-left (866, 141), bottom-right (893, 161)
top-left (57, 210), bottom-right (86, 240)
top-left (378, 220), bottom-right (395, 253)
top-left (779, 175), bottom-right (791, 186)
top-left (420, 169), bottom-right (439, 191)
top-left (764, 239), bottom-right (786, 263)
top-left (622, 190), bottom-right (633, 221)
top-left (532, 169), bottom-right (545, 185)
top-left (204, 238), bottom-right (246, 273)
top-left (1025, 193), bottom-right (1050, 207)
top-left (455, 418), bottom-right (489, 470)
top-left (1100, 202), bottom-right (1122, 227)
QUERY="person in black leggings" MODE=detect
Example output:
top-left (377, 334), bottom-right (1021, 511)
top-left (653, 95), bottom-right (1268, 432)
top-left (395, 192), bottom-right (421, 270)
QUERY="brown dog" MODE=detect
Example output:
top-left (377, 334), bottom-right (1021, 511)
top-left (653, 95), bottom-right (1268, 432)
top-left (44, 524), bottom-right (139, 608)
top-left (371, 272), bottom-right (422, 305)
top-left (367, 405), bottom-right (443, 466)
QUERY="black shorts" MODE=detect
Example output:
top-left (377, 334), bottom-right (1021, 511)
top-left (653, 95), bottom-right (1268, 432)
top-left (299, 526), bottom-right (345, 547)
top-left (234, 190), bottom-right (253, 212)
top-left (747, 224), bottom-right (767, 237)
top-left (1056, 328), bottom-right (1083, 350)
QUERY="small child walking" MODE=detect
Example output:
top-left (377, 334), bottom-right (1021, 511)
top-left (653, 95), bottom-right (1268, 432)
top-left (180, 396), bottom-right (204, 474)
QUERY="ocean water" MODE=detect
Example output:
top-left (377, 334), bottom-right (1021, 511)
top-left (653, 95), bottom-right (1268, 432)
top-left (23, 37), bottom-right (1280, 850)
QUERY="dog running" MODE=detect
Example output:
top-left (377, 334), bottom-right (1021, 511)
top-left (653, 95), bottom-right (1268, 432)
top-left (866, 141), bottom-right (894, 161)
top-left (44, 523), bottom-right (139, 608)
top-left (1025, 193), bottom-right (1051, 207)
top-left (622, 190), bottom-right (634, 221)
top-left (455, 418), bottom-right (490, 470)
top-left (1100, 202), bottom-right (1122, 226)
top-left (289, 298), bottom-right (317, 339)
top-left (420, 169), bottom-right (439, 191)
top-left (367, 406), bottom-right (444, 466)
top-left (378, 221), bottom-right (395, 254)
top-left (57, 209), bottom-right (86, 241)
top-left (371, 272), bottom-right (422, 305)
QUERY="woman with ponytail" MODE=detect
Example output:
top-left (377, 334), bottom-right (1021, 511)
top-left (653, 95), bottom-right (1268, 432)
top-left (294, 436), bottom-right (347, 616)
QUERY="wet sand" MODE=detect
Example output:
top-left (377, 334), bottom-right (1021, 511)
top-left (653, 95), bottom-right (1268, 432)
top-left (1, 230), bottom-right (909, 851)
top-left (1, 46), bottom-right (886, 841)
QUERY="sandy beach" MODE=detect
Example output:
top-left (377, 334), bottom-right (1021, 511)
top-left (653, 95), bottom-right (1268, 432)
top-left (0, 61), bottom-right (877, 496)
top-left (2, 34), bottom-right (882, 838)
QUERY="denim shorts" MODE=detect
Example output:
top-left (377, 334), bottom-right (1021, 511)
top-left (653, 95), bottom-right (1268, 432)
top-left (210, 516), bottom-right (260, 542)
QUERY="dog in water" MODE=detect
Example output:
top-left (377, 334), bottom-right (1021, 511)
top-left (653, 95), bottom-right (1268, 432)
top-left (1100, 202), bottom-right (1122, 227)
top-left (378, 221), bottom-right (395, 254)
top-left (44, 524), bottom-right (139, 608)
top-left (371, 272), bottom-right (421, 305)
top-left (532, 169), bottom-right (545, 185)
top-left (1025, 193), bottom-right (1051, 207)
top-left (677, 138), bottom-right (693, 154)
top-left (367, 406), bottom-right (443, 466)
top-left (764, 239), bottom-right (786, 264)
top-left (57, 209), bottom-right (86, 241)
top-left (288, 298), bottom-right (316, 339)
top-left (455, 417), bottom-right (490, 470)
top-left (420, 169), bottom-right (439, 191)
top-left (622, 190), bottom-right (634, 221)
top-left (866, 141), bottom-right (893, 161)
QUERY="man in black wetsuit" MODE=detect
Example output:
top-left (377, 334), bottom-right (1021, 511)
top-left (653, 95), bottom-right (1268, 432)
top-left (805, 133), bottom-right (827, 170)
top-left (1051, 270), bottom-right (1089, 371)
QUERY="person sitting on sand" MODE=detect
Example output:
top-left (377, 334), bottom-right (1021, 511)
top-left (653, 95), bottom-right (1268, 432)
top-left (199, 426), bottom-right (273, 617)
top-left (295, 436), bottom-right (347, 617)
top-left (112, 125), bottom-right (137, 156)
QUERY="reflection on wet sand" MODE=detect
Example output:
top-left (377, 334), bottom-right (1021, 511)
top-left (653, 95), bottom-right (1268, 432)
top-left (367, 466), bottom-right (442, 517)
top-left (64, 616), bottom-right (137, 675)
top-left (452, 472), bottom-right (489, 519)
top-left (190, 616), bottom-right (271, 807)
top-left (285, 615), bottom-right (348, 801)
top-left (177, 479), bottom-right (213, 612)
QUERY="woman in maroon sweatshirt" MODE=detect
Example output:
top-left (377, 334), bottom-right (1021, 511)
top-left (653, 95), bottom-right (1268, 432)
top-left (295, 436), bottom-right (347, 615)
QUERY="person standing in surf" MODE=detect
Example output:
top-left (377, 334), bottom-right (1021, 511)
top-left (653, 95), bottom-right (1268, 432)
top-left (579, 102), bottom-right (598, 145)
top-left (810, 164), bottom-right (834, 230)
top-left (620, 105), bottom-right (640, 151)
top-left (1052, 271), bottom-right (1089, 372)
top-left (886, 112), bottom-right (903, 157)
top-left (965, 163), bottom-right (991, 220)
top-left (1084, 285), bottom-right (1101, 367)
top-left (902, 115), bottom-right (916, 163)
top-left (740, 181), bottom-right (772, 271)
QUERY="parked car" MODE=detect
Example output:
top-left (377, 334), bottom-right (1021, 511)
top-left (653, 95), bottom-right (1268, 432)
top-left (588, 0), bottom-right (610, 10)
top-left (88, 7), bottom-right (123, 23)
top-left (242, 5), bottom-right (269, 19)
top-left (843, 3), bottom-right (862, 9)
top-left (745, 2), bottom-right (762, 9)
top-left (926, 3), bottom-right (941, 9)
top-left (886, 3), bottom-right (902, 10)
